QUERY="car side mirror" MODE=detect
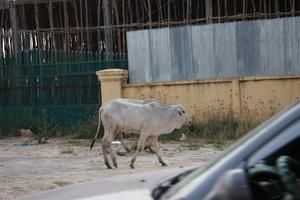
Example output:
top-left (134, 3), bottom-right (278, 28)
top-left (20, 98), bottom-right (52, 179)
top-left (204, 169), bottom-right (253, 200)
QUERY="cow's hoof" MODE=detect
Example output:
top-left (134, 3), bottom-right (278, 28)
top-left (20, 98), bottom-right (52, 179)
top-left (161, 162), bottom-right (167, 167)
top-left (105, 163), bottom-right (112, 169)
top-left (130, 163), bottom-right (135, 169)
top-left (113, 163), bottom-right (118, 168)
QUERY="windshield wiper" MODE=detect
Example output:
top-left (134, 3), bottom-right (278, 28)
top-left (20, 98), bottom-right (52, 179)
top-left (151, 168), bottom-right (196, 200)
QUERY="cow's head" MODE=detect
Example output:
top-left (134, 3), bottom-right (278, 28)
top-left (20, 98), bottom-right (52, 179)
top-left (174, 104), bottom-right (191, 128)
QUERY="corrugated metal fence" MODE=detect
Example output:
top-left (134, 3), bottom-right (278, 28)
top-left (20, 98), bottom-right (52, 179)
top-left (127, 17), bottom-right (300, 83)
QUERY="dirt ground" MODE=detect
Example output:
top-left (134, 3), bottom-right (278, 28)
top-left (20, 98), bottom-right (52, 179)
top-left (0, 137), bottom-right (223, 200)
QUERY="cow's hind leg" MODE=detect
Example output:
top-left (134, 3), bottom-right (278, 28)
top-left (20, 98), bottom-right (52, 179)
top-left (108, 140), bottom-right (118, 168)
top-left (106, 128), bottom-right (118, 168)
top-left (102, 126), bottom-right (118, 169)
top-left (102, 138), bottom-right (112, 169)
top-left (130, 134), bottom-right (147, 169)
top-left (151, 136), bottom-right (167, 166)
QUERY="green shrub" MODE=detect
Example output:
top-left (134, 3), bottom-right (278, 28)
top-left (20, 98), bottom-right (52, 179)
top-left (70, 116), bottom-right (102, 139)
top-left (160, 110), bottom-right (258, 143)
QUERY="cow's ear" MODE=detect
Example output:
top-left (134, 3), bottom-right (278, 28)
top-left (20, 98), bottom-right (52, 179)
top-left (177, 111), bottom-right (182, 116)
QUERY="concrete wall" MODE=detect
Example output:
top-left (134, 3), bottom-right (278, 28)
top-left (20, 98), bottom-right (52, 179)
top-left (123, 76), bottom-right (300, 121)
top-left (96, 69), bottom-right (300, 122)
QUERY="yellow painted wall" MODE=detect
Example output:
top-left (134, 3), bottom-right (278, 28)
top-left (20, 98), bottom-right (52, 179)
top-left (123, 76), bottom-right (300, 122)
top-left (123, 80), bottom-right (233, 121)
top-left (96, 69), bottom-right (300, 122)
top-left (239, 76), bottom-right (300, 119)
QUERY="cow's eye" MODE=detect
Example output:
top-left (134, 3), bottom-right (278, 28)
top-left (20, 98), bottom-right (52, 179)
top-left (182, 110), bottom-right (185, 114)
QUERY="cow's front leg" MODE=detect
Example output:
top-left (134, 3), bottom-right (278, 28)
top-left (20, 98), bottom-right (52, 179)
top-left (119, 131), bottom-right (131, 152)
top-left (130, 134), bottom-right (147, 169)
top-left (151, 136), bottom-right (167, 166)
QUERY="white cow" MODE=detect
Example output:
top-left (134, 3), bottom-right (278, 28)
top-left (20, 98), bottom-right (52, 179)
top-left (93, 98), bottom-right (158, 153)
top-left (90, 98), bottom-right (191, 169)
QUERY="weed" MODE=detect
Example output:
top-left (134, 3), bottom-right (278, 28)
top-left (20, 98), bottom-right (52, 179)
top-left (66, 139), bottom-right (90, 147)
top-left (180, 143), bottom-right (203, 150)
top-left (70, 116), bottom-right (101, 139)
top-left (53, 181), bottom-right (71, 187)
top-left (212, 143), bottom-right (226, 151)
top-left (130, 143), bottom-right (138, 152)
top-left (60, 147), bottom-right (74, 154)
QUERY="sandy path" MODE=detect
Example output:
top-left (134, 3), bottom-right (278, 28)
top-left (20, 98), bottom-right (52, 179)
top-left (0, 137), bottom-right (223, 200)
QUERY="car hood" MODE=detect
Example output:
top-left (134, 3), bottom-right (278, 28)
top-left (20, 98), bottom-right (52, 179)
top-left (74, 189), bottom-right (152, 200)
top-left (20, 166), bottom-right (194, 200)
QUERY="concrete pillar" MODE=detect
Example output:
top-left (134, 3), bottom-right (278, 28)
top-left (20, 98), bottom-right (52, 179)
top-left (96, 69), bottom-right (128, 104)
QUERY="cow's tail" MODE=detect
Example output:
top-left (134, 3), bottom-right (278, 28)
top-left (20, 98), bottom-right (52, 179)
top-left (90, 106), bottom-right (103, 150)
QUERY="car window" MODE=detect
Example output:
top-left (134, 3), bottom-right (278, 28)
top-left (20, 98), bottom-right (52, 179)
top-left (245, 119), bottom-right (300, 200)
top-left (247, 118), bottom-right (300, 167)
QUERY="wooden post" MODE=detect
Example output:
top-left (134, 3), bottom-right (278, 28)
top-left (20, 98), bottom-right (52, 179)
top-left (97, 0), bottom-right (102, 52)
top-left (113, 0), bottom-right (122, 53)
top-left (63, 0), bottom-right (70, 51)
top-left (84, 0), bottom-right (90, 50)
top-left (48, 0), bottom-right (56, 61)
top-left (205, 0), bottom-right (212, 23)
top-left (243, 0), bottom-right (246, 20)
top-left (103, 0), bottom-right (113, 56)
top-left (80, 0), bottom-right (84, 51)
top-left (72, 0), bottom-right (80, 50)
top-left (274, 0), bottom-right (279, 17)
top-left (147, 0), bottom-right (152, 28)
top-left (168, 0), bottom-right (171, 26)
top-left (34, 0), bottom-right (41, 63)
top-left (217, 0), bottom-right (221, 22)
top-left (291, 0), bottom-right (295, 16)
top-left (9, 1), bottom-right (19, 58)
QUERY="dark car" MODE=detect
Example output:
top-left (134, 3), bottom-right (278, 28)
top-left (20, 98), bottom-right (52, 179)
top-left (21, 100), bottom-right (300, 200)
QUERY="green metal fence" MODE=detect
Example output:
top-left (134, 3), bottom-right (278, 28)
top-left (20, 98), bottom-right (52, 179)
top-left (0, 49), bottom-right (128, 134)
